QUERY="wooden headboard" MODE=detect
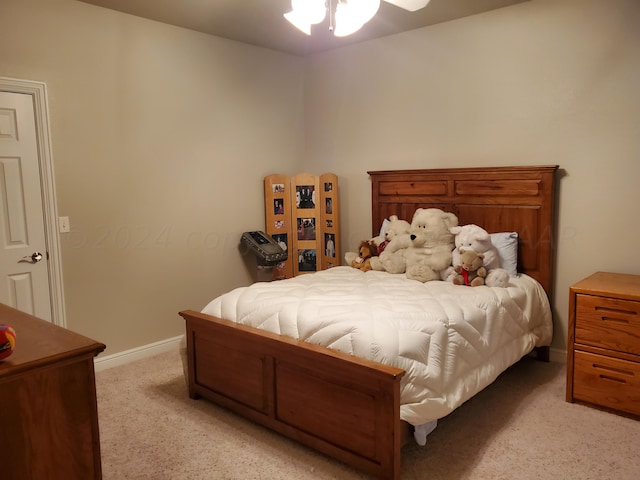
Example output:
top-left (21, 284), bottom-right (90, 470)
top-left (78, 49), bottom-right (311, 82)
top-left (368, 165), bottom-right (559, 297)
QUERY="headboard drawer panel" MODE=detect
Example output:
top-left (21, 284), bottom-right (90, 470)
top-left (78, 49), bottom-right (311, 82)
top-left (454, 179), bottom-right (541, 197)
top-left (379, 180), bottom-right (447, 196)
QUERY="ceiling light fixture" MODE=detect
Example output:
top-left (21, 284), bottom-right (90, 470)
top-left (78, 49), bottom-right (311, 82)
top-left (284, 0), bottom-right (431, 37)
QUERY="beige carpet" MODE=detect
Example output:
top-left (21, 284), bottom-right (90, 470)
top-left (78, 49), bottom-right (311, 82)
top-left (96, 351), bottom-right (640, 479)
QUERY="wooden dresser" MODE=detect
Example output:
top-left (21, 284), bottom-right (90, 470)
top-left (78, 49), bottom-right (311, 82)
top-left (0, 304), bottom-right (106, 479)
top-left (566, 272), bottom-right (640, 417)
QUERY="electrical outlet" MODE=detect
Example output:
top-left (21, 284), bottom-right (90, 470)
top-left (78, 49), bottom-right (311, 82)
top-left (58, 216), bottom-right (70, 233)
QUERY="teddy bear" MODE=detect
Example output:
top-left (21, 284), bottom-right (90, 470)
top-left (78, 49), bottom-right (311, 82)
top-left (345, 214), bottom-right (410, 269)
top-left (446, 224), bottom-right (509, 288)
top-left (452, 248), bottom-right (487, 286)
top-left (369, 215), bottom-right (412, 272)
top-left (397, 208), bottom-right (459, 282)
top-left (377, 214), bottom-right (411, 255)
top-left (351, 240), bottom-right (377, 272)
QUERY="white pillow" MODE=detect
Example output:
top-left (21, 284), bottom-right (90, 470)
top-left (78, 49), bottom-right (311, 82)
top-left (490, 232), bottom-right (519, 277)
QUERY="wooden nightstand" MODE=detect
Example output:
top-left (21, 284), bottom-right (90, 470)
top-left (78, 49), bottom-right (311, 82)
top-left (566, 272), bottom-right (640, 417)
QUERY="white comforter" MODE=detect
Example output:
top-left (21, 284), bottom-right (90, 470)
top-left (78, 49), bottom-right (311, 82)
top-left (202, 266), bottom-right (552, 426)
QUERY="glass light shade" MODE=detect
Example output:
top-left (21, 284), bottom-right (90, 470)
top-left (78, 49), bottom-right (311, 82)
top-left (334, 0), bottom-right (379, 37)
top-left (285, 0), bottom-right (383, 38)
top-left (284, 10), bottom-right (312, 35)
top-left (383, 0), bottom-right (430, 12)
top-left (291, 0), bottom-right (327, 25)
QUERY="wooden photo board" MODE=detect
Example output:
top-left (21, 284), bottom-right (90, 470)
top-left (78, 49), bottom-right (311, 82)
top-left (264, 173), bottom-right (340, 279)
top-left (319, 173), bottom-right (340, 271)
top-left (264, 174), bottom-right (293, 280)
top-left (291, 173), bottom-right (320, 276)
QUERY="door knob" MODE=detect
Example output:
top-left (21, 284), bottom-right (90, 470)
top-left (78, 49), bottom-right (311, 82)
top-left (20, 252), bottom-right (44, 263)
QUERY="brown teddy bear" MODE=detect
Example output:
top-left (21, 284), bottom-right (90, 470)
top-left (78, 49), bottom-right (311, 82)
top-left (452, 248), bottom-right (487, 286)
top-left (351, 240), bottom-right (378, 272)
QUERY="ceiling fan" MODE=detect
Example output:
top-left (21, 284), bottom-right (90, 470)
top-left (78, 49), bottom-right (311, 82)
top-left (284, 0), bottom-right (432, 37)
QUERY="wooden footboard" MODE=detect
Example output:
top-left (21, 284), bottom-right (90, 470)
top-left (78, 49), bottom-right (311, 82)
top-left (180, 310), bottom-right (408, 480)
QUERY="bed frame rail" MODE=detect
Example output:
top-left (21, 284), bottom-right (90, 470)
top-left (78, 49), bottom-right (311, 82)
top-left (180, 310), bottom-right (407, 479)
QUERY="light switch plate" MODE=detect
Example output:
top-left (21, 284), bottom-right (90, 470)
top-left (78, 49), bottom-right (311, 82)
top-left (58, 216), bottom-right (70, 233)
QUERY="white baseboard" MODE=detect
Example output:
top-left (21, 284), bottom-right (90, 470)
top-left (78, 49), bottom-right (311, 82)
top-left (94, 335), bottom-right (184, 372)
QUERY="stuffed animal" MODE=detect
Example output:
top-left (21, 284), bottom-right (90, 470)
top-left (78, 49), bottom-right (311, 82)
top-left (452, 248), bottom-right (487, 286)
top-left (446, 224), bottom-right (509, 288)
top-left (345, 215), bottom-right (410, 269)
top-left (378, 214), bottom-right (411, 253)
top-left (370, 215), bottom-right (412, 272)
top-left (351, 240), bottom-right (377, 272)
top-left (401, 208), bottom-right (459, 282)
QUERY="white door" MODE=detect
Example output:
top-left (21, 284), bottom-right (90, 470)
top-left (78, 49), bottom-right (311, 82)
top-left (0, 91), bottom-right (53, 321)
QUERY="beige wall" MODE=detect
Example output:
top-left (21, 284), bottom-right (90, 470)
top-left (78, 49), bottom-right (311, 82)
top-left (304, 0), bottom-right (640, 352)
top-left (0, 0), bottom-right (305, 354)
top-left (1, 0), bottom-right (639, 356)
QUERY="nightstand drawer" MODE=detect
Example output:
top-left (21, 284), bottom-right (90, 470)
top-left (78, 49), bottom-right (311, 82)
top-left (573, 350), bottom-right (640, 416)
top-left (575, 294), bottom-right (640, 355)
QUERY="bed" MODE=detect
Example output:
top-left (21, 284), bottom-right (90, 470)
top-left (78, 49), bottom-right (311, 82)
top-left (180, 165), bottom-right (559, 480)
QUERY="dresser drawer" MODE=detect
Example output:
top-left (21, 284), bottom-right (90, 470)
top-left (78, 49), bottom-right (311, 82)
top-left (575, 294), bottom-right (640, 355)
top-left (573, 350), bottom-right (640, 416)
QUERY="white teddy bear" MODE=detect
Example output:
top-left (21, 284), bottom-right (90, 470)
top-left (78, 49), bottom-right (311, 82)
top-left (446, 224), bottom-right (509, 288)
top-left (404, 208), bottom-right (459, 282)
top-left (370, 215), bottom-right (411, 272)
top-left (450, 224), bottom-right (500, 270)
top-left (345, 214), bottom-right (411, 268)
top-left (378, 214), bottom-right (411, 254)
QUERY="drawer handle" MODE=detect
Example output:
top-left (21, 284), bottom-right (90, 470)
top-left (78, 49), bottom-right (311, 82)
top-left (592, 363), bottom-right (634, 377)
top-left (600, 316), bottom-right (630, 324)
top-left (599, 374), bottom-right (627, 384)
top-left (595, 305), bottom-right (637, 317)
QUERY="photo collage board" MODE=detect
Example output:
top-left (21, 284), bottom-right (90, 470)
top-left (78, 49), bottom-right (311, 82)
top-left (264, 173), bottom-right (340, 280)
